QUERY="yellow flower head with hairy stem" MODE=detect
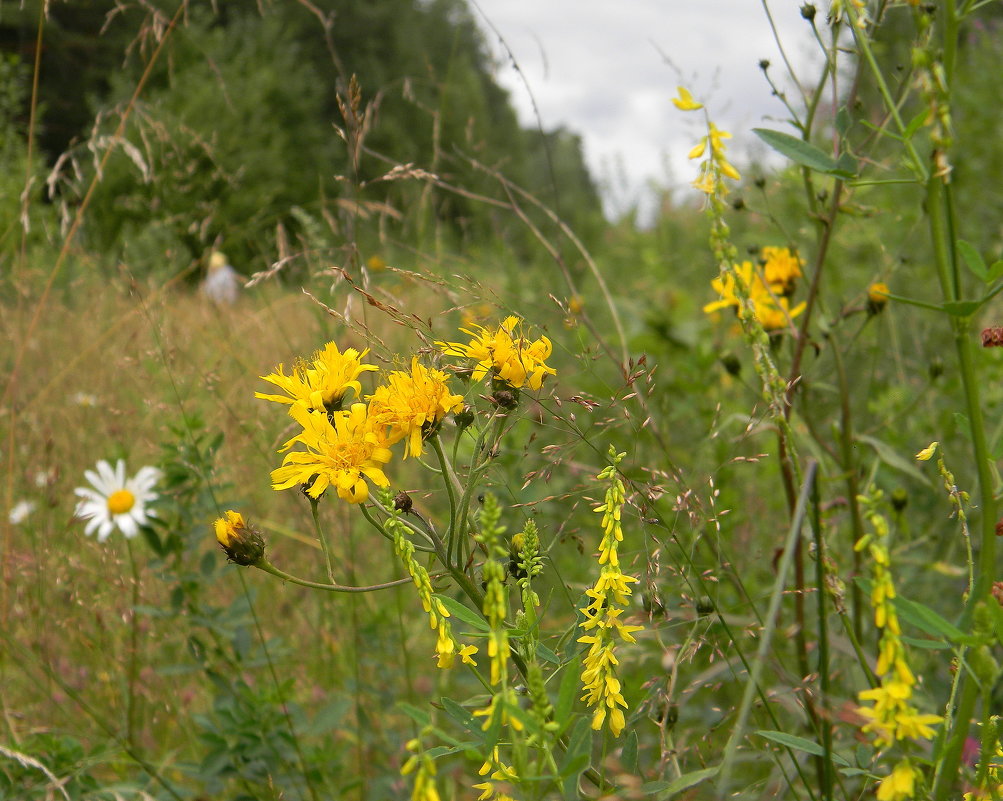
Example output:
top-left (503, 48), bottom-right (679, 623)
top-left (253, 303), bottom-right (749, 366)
top-left (256, 342), bottom-right (377, 414)
top-left (213, 510), bottom-right (266, 566)
top-left (366, 357), bottom-right (464, 459)
top-left (438, 316), bottom-right (556, 391)
top-left (271, 402), bottom-right (392, 503)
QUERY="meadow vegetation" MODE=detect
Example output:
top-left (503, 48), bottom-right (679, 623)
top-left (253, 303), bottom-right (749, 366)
top-left (3, 1), bottom-right (1003, 799)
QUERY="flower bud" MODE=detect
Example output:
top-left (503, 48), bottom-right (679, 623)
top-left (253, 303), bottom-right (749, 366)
top-left (214, 510), bottom-right (265, 566)
top-left (867, 282), bottom-right (889, 314)
top-left (394, 491), bottom-right (413, 514)
top-left (800, 4), bottom-right (816, 20)
top-left (891, 488), bottom-right (908, 512)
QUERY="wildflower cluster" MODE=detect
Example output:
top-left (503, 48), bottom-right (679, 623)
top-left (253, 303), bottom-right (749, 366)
top-left (704, 246), bottom-right (807, 332)
top-left (438, 315), bottom-right (556, 392)
top-left (401, 738), bottom-right (443, 801)
top-left (854, 489), bottom-right (941, 801)
top-left (382, 488), bottom-right (476, 669)
top-left (578, 448), bottom-right (643, 737)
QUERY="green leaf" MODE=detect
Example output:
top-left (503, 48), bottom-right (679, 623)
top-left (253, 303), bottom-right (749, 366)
top-left (535, 641), bottom-right (560, 664)
top-left (957, 240), bottom-right (988, 282)
top-left (398, 702), bottom-right (431, 727)
top-left (903, 109), bottom-right (928, 140)
top-left (440, 697), bottom-right (480, 735)
top-left (436, 595), bottom-right (489, 631)
top-left (901, 635), bottom-right (951, 650)
top-left (560, 717), bottom-right (592, 797)
top-left (988, 260), bottom-right (1003, 283)
top-left (756, 731), bottom-right (850, 767)
top-left (651, 766), bottom-right (720, 798)
top-left (942, 299), bottom-right (985, 318)
top-left (622, 730), bottom-right (639, 774)
top-left (855, 434), bottom-right (930, 486)
top-left (893, 595), bottom-right (972, 644)
top-left (753, 128), bottom-right (838, 173)
top-left (555, 658), bottom-right (581, 734)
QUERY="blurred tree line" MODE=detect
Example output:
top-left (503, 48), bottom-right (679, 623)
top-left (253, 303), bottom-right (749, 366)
top-left (0, 0), bottom-right (604, 277)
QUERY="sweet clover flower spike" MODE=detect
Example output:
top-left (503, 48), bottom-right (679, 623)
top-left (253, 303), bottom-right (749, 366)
top-left (74, 459), bottom-right (161, 542)
top-left (366, 357), bottom-right (464, 459)
top-left (577, 449), bottom-right (643, 737)
top-left (271, 402), bottom-right (392, 503)
top-left (437, 316), bottom-right (556, 391)
top-left (256, 342), bottom-right (377, 414)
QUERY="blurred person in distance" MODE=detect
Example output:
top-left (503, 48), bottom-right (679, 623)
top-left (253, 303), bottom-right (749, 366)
top-left (201, 250), bottom-right (242, 304)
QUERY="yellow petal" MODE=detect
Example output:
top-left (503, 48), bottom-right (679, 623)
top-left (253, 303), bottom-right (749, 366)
top-left (671, 86), bottom-right (704, 111)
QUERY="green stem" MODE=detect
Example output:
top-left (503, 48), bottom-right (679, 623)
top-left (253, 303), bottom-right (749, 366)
top-left (254, 560), bottom-right (416, 593)
top-left (812, 480), bottom-right (834, 801)
top-left (310, 496), bottom-right (337, 584)
top-left (430, 435), bottom-right (460, 565)
top-left (125, 539), bottom-right (141, 750)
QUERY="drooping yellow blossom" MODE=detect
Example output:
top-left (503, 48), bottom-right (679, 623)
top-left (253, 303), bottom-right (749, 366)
top-left (761, 246), bottom-right (804, 296)
top-left (578, 449), bottom-right (643, 737)
top-left (366, 358), bottom-right (464, 459)
top-left (271, 402), bottom-right (392, 503)
top-left (671, 86), bottom-right (704, 111)
top-left (256, 342), bottom-right (377, 414)
top-left (915, 442), bottom-right (938, 461)
top-left (213, 509), bottom-right (266, 566)
top-left (877, 761), bottom-right (918, 801)
top-left (401, 740), bottom-right (443, 801)
top-left (438, 316), bottom-right (556, 391)
top-left (688, 120), bottom-right (741, 194)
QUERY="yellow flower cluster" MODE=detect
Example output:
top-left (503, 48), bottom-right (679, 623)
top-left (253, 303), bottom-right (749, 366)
top-left (259, 342), bottom-right (464, 504)
top-left (438, 316), bottom-right (556, 392)
top-left (401, 740), bottom-right (443, 801)
top-left (673, 86), bottom-right (741, 195)
top-left (704, 247), bottom-right (807, 332)
top-left (578, 450), bottom-right (643, 737)
top-left (384, 493), bottom-right (476, 669)
top-left (854, 493), bottom-right (941, 800)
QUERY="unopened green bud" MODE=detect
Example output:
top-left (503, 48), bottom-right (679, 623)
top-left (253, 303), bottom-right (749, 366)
top-left (970, 645), bottom-right (1000, 688)
top-left (891, 489), bottom-right (908, 512)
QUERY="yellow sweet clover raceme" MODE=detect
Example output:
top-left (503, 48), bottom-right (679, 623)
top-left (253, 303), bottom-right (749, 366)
top-left (382, 489), bottom-right (475, 669)
top-left (854, 490), bottom-right (941, 799)
top-left (366, 357), bottom-right (464, 459)
top-left (438, 316), bottom-right (556, 391)
top-left (271, 402), bottom-right (392, 503)
top-left (256, 341), bottom-right (377, 414)
top-left (578, 448), bottom-right (643, 737)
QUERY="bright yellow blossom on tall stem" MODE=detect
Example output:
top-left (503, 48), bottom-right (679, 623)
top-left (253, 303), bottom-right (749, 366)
top-left (271, 402), bottom-right (392, 503)
top-left (367, 357), bottom-right (464, 459)
top-left (438, 316), bottom-right (556, 391)
top-left (256, 342), bottom-right (377, 414)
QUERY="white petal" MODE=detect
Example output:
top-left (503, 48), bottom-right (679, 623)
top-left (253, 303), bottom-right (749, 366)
top-left (117, 514), bottom-right (139, 539)
top-left (97, 518), bottom-right (115, 541)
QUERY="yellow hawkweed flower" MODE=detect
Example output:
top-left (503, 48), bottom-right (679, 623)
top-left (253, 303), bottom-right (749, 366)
top-left (366, 357), bottom-right (464, 459)
top-left (438, 316), bottom-right (556, 391)
top-left (271, 402), bottom-right (392, 503)
top-left (761, 246), bottom-right (804, 296)
top-left (671, 85), bottom-right (704, 111)
top-left (256, 342), bottom-right (377, 414)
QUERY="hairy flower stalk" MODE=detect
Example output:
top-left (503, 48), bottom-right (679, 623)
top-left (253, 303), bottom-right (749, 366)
top-left (578, 448), bottom-right (643, 737)
top-left (381, 489), bottom-right (476, 669)
top-left (854, 489), bottom-right (941, 801)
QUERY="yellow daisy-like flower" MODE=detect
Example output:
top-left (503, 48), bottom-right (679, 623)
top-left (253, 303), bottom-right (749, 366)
top-left (438, 316), bottom-right (556, 391)
top-left (366, 357), bottom-right (464, 459)
top-left (761, 246), bottom-right (804, 296)
top-left (213, 510), bottom-right (266, 566)
top-left (271, 402), bottom-right (392, 503)
top-left (256, 342), bottom-right (377, 414)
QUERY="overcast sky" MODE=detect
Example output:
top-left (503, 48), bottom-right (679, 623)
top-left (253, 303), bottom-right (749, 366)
top-left (471, 0), bottom-right (820, 219)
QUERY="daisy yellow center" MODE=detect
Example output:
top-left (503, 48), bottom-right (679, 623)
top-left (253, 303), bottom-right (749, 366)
top-left (107, 489), bottom-right (136, 515)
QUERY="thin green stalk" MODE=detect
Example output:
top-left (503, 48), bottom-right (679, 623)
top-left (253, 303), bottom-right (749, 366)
top-left (812, 479), bottom-right (834, 801)
top-left (254, 560), bottom-right (416, 593)
top-left (125, 539), bottom-right (141, 751)
top-left (717, 461), bottom-right (818, 797)
top-left (310, 496), bottom-right (337, 584)
top-left (429, 435), bottom-right (460, 565)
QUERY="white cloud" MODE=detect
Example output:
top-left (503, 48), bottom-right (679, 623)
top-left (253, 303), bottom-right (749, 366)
top-left (472, 0), bottom-right (820, 219)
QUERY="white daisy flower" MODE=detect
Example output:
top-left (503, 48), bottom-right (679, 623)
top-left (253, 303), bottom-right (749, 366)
top-left (74, 459), bottom-right (161, 542)
top-left (8, 499), bottom-right (36, 525)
